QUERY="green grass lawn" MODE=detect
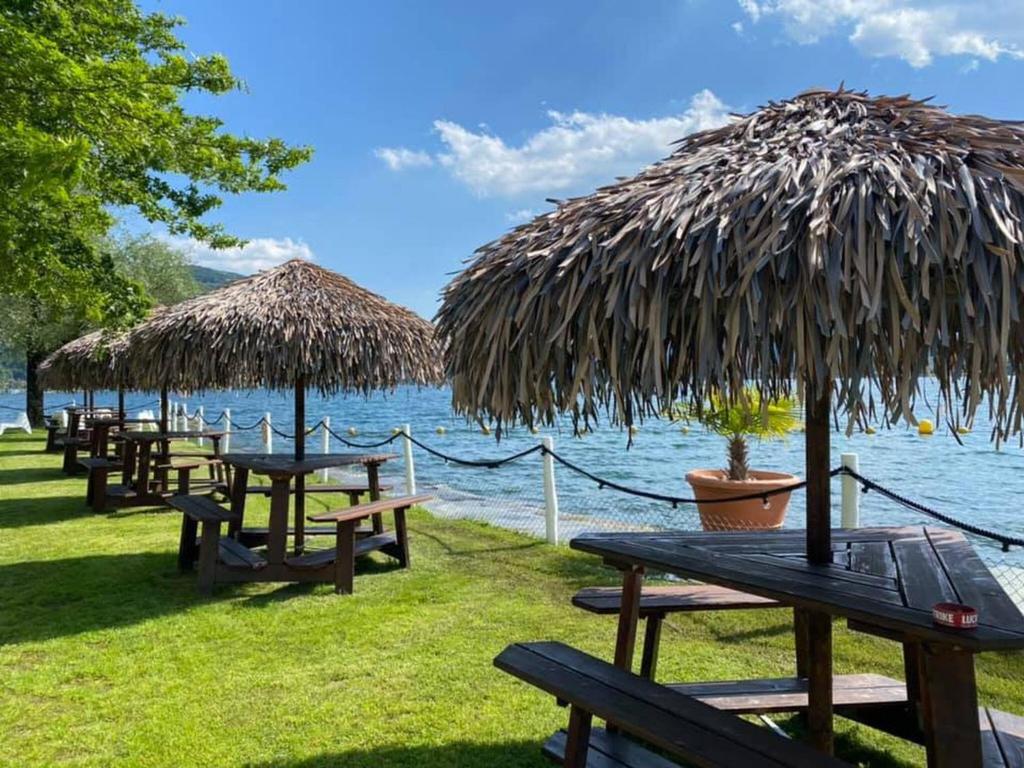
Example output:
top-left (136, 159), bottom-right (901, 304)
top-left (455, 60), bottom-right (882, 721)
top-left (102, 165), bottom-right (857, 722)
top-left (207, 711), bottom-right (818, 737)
top-left (1, 431), bottom-right (1021, 767)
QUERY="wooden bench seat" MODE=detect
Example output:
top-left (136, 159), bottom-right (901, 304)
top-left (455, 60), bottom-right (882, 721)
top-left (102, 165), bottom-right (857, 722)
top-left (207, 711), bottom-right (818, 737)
top-left (573, 585), bottom-right (780, 679)
top-left (543, 728), bottom-right (678, 768)
top-left (980, 706), bottom-right (1024, 767)
top-left (169, 495), bottom-right (242, 591)
top-left (285, 533), bottom-right (399, 570)
top-left (307, 493), bottom-right (431, 594)
top-left (496, 641), bottom-right (851, 768)
top-left (219, 537), bottom-right (267, 570)
top-left (670, 674), bottom-right (908, 714)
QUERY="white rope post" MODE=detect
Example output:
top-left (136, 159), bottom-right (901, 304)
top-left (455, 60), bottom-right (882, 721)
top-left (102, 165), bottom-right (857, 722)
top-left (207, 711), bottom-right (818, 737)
top-left (59, 408), bottom-right (68, 428)
top-left (320, 417), bottom-right (331, 481)
top-left (262, 411), bottom-right (273, 453)
top-left (196, 405), bottom-right (205, 446)
top-left (841, 452), bottom-right (860, 529)
top-left (402, 423), bottom-right (416, 495)
top-left (541, 436), bottom-right (560, 545)
top-left (223, 408), bottom-right (231, 454)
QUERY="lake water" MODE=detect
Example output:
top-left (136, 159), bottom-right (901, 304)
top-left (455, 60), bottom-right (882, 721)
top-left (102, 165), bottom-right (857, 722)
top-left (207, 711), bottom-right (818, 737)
top-left (4, 384), bottom-right (1024, 557)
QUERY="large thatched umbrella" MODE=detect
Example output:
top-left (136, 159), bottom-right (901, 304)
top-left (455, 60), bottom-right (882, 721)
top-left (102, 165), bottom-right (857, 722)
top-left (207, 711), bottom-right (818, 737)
top-left (439, 87), bottom-right (1024, 558)
top-left (120, 258), bottom-right (442, 516)
top-left (438, 88), bottom-right (1024, 752)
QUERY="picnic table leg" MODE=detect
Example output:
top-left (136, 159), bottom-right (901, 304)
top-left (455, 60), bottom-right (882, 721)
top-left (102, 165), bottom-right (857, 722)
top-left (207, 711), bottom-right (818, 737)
top-left (178, 514), bottom-right (199, 572)
top-left (613, 565), bottom-right (644, 672)
top-left (91, 467), bottom-right (109, 513)
top-left (639, 613), bottom-right (663, 680)
top-left (122, 440), bottom-right (136, 487)
top-left (903, 641), bottom-right (925, 730)
top-left (136, 440), bottom-right (153, 496)
top-left (919, 643), bottom-right (982, 768)
top-left (294, 474), bottom-right (305, 555)
top-left (266, 475), bottom-right (291, 565)
top-left (367, 462), bottom-right (384, 534)
top-left (228, 466), bottom-right (249, 537)
top-left (563, 705), bottom-right (593, 768)
top-left (334, 519), bottom-right (356, 594)
top-left (196, 519), bottom-right (221, 594)
top-left (805, 610), bottom-right (833, 755)
top-left (393, 506), bottom-right (410, 568)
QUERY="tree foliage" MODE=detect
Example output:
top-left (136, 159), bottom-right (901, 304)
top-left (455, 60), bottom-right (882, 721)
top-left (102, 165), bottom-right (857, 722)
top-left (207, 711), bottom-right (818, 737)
top-left (104, 233), bottom-right (200, 306)
top-left (0, 0), bottom-right (311, 302)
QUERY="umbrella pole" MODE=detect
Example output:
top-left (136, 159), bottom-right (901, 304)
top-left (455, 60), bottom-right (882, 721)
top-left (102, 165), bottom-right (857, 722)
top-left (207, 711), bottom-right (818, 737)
top-left (294, 378), bottom-right (305, 554)
top-left (804, 387), bottom-right (833, 754)
top-left (118, 388), bottom-right (125, 426)
top-left (160, 388), bottom-right (168, 433)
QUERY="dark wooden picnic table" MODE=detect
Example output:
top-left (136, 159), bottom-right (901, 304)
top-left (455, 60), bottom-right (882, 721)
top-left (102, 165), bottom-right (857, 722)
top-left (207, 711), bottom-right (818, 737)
top-left (221, 452), bottom-right (397, 552)
top-left (571, 526), bottom-right (1024, 768)
top-left (118, 430), bottom-right (226, 505)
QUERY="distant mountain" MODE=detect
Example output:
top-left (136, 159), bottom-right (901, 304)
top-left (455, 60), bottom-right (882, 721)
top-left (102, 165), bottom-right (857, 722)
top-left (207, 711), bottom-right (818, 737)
top-left (190, 264), bottom-right (244, 292)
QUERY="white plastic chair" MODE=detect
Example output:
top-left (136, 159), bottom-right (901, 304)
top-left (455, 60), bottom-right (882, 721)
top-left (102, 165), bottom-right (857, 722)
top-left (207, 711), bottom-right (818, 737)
top-left (0, 412), bottom-right (32, 436)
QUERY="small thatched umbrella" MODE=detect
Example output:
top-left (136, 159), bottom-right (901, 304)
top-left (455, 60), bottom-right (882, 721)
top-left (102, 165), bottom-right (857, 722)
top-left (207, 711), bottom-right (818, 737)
top-left (438, 88), bottom-right (1024, 751)
top-left (120, 258), bottom-right (442, 517)
top-left (39, 330), bottom-right (127, 419)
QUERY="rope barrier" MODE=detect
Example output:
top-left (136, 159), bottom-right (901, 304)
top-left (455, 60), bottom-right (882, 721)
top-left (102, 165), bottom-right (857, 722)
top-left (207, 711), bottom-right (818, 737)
top-left (836, 467), bottom-right (1024, 552)
top-left (324, 424), bottom-right (402, 449)
top-left (405, 433), bottom-right (543, 468)
top-left (542, 446), bottom-right (825, 507)
top-left (111, 400), bottom-right (1022, 551)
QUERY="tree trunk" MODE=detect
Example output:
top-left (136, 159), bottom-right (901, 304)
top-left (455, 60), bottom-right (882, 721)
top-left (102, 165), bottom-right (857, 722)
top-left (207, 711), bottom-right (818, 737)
top-left (25, 349), bottom-right (46, 427)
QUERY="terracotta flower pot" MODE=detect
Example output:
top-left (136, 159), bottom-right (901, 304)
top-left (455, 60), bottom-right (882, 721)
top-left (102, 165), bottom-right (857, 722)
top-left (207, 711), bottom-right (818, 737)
top-left (685, 469), bottom-right (798, 531)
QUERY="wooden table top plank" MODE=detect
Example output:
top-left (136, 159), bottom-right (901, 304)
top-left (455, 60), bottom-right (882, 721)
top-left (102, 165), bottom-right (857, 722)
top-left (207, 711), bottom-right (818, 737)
top-left (891, 537), bottom-right (959, 609)
top-left (925, 529), bottom-right (1024, 633)
top-left (754, 553), bottom-right (901, 591)
top-left (571, 529), bottom-right (1024, 650)
top-left (221, 452), bottom-right (397, 475)
top-left (849, 541), bottom-right (898, 580)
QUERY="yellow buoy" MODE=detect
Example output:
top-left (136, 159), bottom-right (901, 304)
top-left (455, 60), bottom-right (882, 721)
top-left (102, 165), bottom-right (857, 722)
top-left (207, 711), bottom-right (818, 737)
top-left (391, 427), bottom-right (402, 436)
top-left (918, 419), bottom-right (934, 436)
top-left (865, 426), bottom-right (877, 435)
top-left (347, 426), bottom-right (359, 436)
top-left (680, 425), bottom-right (690, 435)
top-left (481, 425), bottom-right (492, 435)
top-left (957, 426), bottom-right (971, 435)
top-left (529, 426), bottom-right (539, 435)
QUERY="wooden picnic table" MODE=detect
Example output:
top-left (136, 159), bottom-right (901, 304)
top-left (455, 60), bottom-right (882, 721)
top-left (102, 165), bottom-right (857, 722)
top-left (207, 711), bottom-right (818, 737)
top-left (167, 452), bottom-right (406, 593)
top-left (571, 526), bottom-right (1024, 768)
top-left (221, 452), bottom-right (397, 551)
top-left (116, 430), bottom-right (226, 506)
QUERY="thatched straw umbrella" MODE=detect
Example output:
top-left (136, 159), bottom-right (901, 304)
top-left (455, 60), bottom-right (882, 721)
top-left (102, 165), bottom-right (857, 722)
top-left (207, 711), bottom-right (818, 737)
top-left (438, 88), bottom-right (1024, 751)
top-left (120, 258), bottom-right (442, 517)
top-left (39, 329), bottom-right (128, 419)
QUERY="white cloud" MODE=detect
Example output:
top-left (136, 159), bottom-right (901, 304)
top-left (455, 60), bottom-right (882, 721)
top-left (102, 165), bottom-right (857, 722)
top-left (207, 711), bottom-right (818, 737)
top-left (374, 147), bottom-right (434, 170)
top-left (505, 208), bottom-right (538, 224)
top-left (375, 90), bottom-right (731, 197)
top-left (737, 1), bottom-right (1024, 67)
top-left (165, 235), bottom-right (314, 274)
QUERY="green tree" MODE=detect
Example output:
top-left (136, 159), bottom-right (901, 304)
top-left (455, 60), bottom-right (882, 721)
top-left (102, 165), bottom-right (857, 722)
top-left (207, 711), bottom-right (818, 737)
top-left (105, 233), bottom-right (200, 306)
top-left (0, 0), bottom-right (310, 418)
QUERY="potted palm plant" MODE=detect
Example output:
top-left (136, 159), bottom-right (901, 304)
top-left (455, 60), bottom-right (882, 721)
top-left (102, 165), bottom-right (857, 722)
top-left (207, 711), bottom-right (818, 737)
top-left (677, 391), bottom-right (801, 531)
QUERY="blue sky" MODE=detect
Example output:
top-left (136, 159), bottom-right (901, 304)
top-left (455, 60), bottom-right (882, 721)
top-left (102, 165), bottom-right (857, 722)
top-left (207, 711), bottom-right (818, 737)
top-left (147, 0), bottom-right (1024, 318)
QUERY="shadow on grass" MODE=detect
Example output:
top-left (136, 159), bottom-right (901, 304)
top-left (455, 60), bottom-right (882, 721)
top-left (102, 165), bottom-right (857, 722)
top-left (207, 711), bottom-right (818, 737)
top-left (778, 715), bottom-right (923, 768)
top-left (0, 494), bottom-right (91, 528)
top-left (0, 466), bottom-right (69, 486)
top-left (242, 740), bottom-right (544, 768)
top-left (0, 551), bottom-right (194, 644)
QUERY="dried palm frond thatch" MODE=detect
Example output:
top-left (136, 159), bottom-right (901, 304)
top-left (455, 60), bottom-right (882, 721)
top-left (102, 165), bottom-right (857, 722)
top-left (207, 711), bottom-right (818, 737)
top-left (121, 259), bottom-right (442, 394)
top-left (438, 88), bottom-right (1024, 443)
top-left (38, 329), bottom-right (127, 392)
